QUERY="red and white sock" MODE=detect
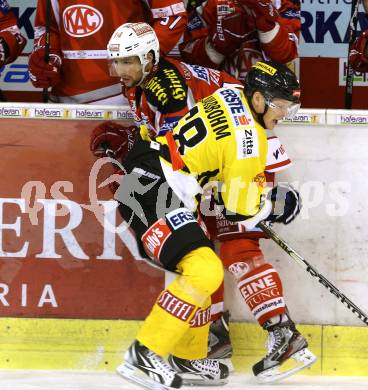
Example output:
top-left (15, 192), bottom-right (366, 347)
top-left (236, 263), bottom-right (286, 325)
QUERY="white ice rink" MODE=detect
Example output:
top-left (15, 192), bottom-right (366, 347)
top-left (1, 372), bottom-right (368, 390)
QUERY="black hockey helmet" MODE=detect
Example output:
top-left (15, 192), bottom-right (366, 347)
top-left (244, 60), bottom-right (301, 104)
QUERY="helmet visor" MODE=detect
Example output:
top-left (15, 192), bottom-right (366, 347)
top-left (266, 99), bottom-right (301, 119)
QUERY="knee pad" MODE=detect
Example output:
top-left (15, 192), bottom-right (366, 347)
top-left (220, 238), bottom-right (265, 279)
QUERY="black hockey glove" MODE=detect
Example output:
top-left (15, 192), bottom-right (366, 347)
top-left (266, 183), bottom-right (301, 225)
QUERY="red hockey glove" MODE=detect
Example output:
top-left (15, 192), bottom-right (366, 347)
top-left (28, 47), bottom-right (62, 88)
top-left (0, 30), bottom-right (27, 66)
top-left (90, 121), bottom-right (138, 159)
top-left (240, 0), bottom-right (279, 32)
top-left (210, 11), bottom-right (249, 56)
top-left (349, 29), bottom-right (368, 73)
top-left (29, 32), bottom-right (62, 89)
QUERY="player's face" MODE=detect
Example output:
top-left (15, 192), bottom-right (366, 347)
top-left (264, 98), bottom-right (300, 129)
top-left (111, 56), bottom-right (143, 87)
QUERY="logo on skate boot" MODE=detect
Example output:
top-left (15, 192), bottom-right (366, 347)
top-left (63, 5), bottom-right (103, 37)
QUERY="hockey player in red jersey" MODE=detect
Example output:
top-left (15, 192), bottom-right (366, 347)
top-left (90, 22), bottom-right (242, 158)
top-left (113, 23), bottom-right (242, 136)
top-left (0, 0), bottom-right (27, 68)
top-left (28, 0), bottom-right (187, 104)
top-left (349, 0), bottom-right (368, 73)
top-left (180, 0), bottom-right (300, 83)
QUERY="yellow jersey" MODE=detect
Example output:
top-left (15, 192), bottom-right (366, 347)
top-left (155, 87), bottom-right (268, 219)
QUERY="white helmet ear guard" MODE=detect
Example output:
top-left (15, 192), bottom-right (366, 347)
top-left (107, 22), bottom-right (160, 82)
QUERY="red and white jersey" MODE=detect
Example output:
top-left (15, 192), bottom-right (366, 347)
top-left (0, 1), bottom-right (17, 30)
top-left (33, 0), bottom-right (187, 104)
top-left (0, 1), bottom-right (27, 65)
top-left (180, 0), bottom-right (300, 83)
top-left (125, 56), bottom-right (242, 136)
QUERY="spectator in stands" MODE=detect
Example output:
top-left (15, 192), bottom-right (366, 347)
top-left (0, 0), bottom-right (27, 100)
top-left (350, 0), bottom-right (368, 73)
top-left (181, 0), bottom-right (300, 83)
top-left (28, 0), bottom-right (187, 104)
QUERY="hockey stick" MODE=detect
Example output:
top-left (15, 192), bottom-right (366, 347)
top-left (42, 0), bottom-right (51, 103)
top-left (102, 145), bottom-right (179, 276)
top-left (258, 221), bottom-right (368, 326)
top-left (344, 0), bottom-right (360, 109)
top-left (0, 89), bottom-right (6, 102)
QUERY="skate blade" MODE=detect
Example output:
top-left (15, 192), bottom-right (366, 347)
top-left (256, 348), bottom-right (317, 384)
top-left (116, 362), bottom-right (174, 390)
top-left (181, 374), bottom-right (228, 387)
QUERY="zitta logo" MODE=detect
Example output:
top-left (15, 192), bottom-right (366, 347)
top-left (339, 58), bottom-right (368, 87)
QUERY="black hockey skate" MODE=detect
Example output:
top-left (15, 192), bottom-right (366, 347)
top-left (253, 316), bottom-right (317, 383)
top-left (168, 355), bottom-right (229, 386)
top-left (208, 311), bottom-right (234, 371)
top-left (116, 340), bottom-right (182, 390)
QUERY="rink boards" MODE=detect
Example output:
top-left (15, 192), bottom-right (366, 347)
top-left (0, 317), bottom-right (367, 376)
top-left (0, 104), bottom-right (367, 376)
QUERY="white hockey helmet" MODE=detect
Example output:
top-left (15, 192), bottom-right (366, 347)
top-left (107, 22), bottom-right (160, 82)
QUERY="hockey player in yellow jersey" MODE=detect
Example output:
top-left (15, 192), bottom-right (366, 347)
top-left (112, 61), bottom-right (304, 390)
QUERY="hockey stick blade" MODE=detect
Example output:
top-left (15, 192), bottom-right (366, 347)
top-left (258, 221), bottom-right (368, 326)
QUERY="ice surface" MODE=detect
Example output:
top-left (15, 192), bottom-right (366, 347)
top-left (0, 371), bottom-right (367, 390)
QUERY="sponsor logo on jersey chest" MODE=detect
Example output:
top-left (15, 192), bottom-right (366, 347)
top-left (63, 5), bottom-right (103, 37)
top-left (236, 129), bottom-right (259, 159)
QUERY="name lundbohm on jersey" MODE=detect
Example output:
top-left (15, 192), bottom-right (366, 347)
top-left (236, 129), bottom-right (259, 159)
